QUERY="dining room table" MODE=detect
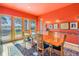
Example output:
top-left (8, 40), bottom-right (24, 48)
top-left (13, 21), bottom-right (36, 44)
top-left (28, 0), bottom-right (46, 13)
top-left (42, 34), bottom-right (65, 56)
top-left (43, 34), bottom-right (64, 47)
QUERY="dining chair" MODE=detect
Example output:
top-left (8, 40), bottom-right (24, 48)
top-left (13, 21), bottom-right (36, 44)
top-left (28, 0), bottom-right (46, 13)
top-left (36, 34), bottom-right (50, 56)
top-left (47, 31), bottom-right (54, 56)
top-left (52, 34), bottom-right (67, 56)
top-left (23, 30), bottom-right (33, 48)
top-left (31, 34), bottom-right (37, 49)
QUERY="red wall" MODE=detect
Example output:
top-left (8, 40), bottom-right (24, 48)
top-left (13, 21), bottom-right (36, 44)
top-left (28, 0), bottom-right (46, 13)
top-left (39, 3), bottom-right (79, 44)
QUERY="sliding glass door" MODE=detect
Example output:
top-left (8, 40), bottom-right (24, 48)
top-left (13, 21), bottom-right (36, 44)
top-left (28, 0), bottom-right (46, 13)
top-left (30, 20), bottom-right (36, 34)
top-left (24, 19), bottom-right (29, 31)
top-left (0, 15), bottom-right (11, 43)
top-left (0, 16), bottom-right (3, 55)
top-left (14, 17), bottom-right (22, 40)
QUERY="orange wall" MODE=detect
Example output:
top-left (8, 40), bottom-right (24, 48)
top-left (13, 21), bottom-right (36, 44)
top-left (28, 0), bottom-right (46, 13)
top-left (0, 6), bottom-right (37, 19)
top-left (39, 3), bottom-right (79, 44)
top-left (39, 4), bottom-right (79, 22)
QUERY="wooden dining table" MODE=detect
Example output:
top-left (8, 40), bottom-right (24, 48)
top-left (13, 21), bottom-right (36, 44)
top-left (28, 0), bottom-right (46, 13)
top-left (43, 35), bottom-right (64, 46)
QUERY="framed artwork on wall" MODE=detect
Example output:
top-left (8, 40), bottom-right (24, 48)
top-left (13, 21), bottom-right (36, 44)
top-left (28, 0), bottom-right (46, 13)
top-left (54, 24), bottom-right (58, 29)
top-left (60, 22), bottom-right (69, 29)
top-left (70, 22), bottom-right (78, 29)
top-left (48, 24), bottom-right (53, 30)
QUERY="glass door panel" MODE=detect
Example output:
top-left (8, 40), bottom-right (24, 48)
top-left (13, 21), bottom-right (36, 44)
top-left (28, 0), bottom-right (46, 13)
top-left (30, 20), bottom-right (36, 34)
top-left (24, 19), bottom-right (29, 31)
top-left (24, 19), bottom-right (30, 41)
top-left (14, 17), bottom-right (22, 40)
top-left (0, 15), bottom-right (11, 43)
top-left (30, 20), bottom-right (36, 42)
top-left (0, 16), bottom-right (3, 56)
top-left (40, 19), bottom-right (43, 34)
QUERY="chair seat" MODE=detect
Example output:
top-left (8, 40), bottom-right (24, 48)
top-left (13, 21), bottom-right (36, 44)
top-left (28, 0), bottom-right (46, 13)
top-left (52, 45), bottom-right (61, 51)
top-left (43, 43), bottom-right (49, 49)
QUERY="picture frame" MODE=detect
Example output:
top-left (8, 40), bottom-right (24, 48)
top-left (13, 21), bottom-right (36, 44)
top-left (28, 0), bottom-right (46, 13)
top-left (47, 24), bottom-right (53, 30)
top-left (70, 22), bottom-right (78, 29)
top-left (54, 24), bottom-right (58, 29)
top-left (60, 22), bottom-right (69, 29)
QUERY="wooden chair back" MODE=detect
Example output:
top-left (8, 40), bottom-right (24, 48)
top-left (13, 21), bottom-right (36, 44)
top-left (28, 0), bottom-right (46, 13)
top-left (36, 34), bottom-right (43, 50)
top-left (62, 34), bottom-right (67, 46)
top-left (48, 31), bottom-right (54, 40)
top-left (61, 34), bottom-right (67, 56)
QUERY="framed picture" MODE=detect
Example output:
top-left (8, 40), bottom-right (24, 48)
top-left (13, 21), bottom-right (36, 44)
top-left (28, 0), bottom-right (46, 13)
top-left (47, 24), bottom-right (53, 30)
top-left (54, 24), bottom-right (58, 29)
top-left (60, 23), bottom-right (69, 29)
top-left (70, 22), bottom-right (78, 29)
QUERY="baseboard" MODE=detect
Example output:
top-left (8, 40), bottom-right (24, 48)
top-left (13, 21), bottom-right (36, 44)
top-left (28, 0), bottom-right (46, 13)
top-left (64, 42), bottom-right (79, 52)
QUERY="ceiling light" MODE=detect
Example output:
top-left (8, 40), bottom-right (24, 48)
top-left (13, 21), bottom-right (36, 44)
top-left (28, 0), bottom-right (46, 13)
top-left (56, 20), bottom-right (60, 23)
top-left (27, 6), bottom-right (31, 9)
top-left (46, 21), bottom-right (51, 24)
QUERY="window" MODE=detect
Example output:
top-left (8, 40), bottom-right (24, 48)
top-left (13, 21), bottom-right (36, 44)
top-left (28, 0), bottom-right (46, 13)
top-left (0, 15), bottom-right (11, 43)
top-left (14, 17), bottom-right (22, 39)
